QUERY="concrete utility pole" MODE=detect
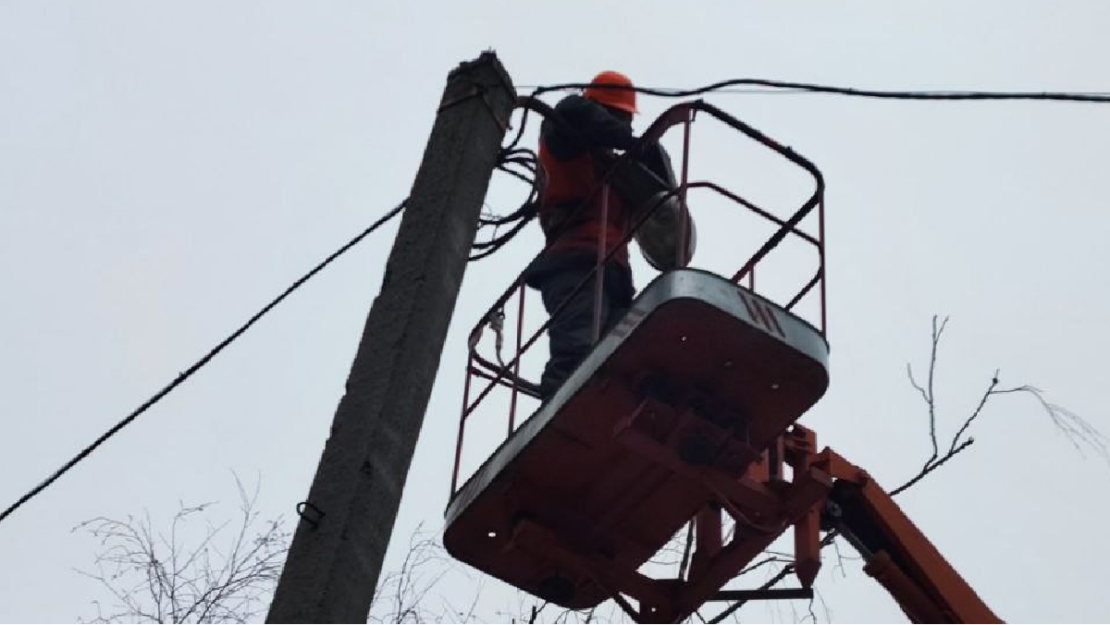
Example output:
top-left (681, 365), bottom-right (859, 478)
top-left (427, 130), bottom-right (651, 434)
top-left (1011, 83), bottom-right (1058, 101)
top-left (267, 52), bottom-right (515, 623)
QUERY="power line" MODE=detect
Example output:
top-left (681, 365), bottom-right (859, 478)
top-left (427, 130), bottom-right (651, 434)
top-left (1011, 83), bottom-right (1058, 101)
top-left (496, 76), bottom-right (1110, 231)
top-left (519, 79), bottom-right (1110, 102)
top-left (517, 85), bottom-right (807, 96)
top-left (505, 77), bottom-right (1110, 157)
top-left (17, 75), bottom-right (1095, 525)
top-left (0, 199), bottom-right (407, 527)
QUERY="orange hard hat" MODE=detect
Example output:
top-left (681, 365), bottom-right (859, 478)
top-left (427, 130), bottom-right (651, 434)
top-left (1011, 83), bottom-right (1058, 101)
top-left (584, 71), bottom-right (638, 115)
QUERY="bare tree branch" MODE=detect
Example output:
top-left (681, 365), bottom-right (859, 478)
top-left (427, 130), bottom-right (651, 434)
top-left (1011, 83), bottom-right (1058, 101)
top-left (367, 522), bottom-right (460, 624)
top-left (677, 520), bottom-right (695, 580)
top-left (891, 439), bottom-right (975, 497)
top-left (75, 475), bottom-right (289, 624)
top-left (813, 587), bottom-right (831, 624)
top-left (993, 384), bottom-right (1108, 461)
top-left (896, 316), bottom-right (1107, 496)
top-left (709, 314), bottom-right (1106, 623)
top-left (906, 315), bottom-right (949, 473)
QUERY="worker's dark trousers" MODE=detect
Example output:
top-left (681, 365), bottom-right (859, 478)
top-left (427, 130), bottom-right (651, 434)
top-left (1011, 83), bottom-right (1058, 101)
top-left (525, 251), bottom-right (634, 400)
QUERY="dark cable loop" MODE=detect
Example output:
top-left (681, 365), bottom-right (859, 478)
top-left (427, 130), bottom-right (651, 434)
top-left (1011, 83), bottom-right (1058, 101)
top-left (470, 146), bottom-right (541, 260)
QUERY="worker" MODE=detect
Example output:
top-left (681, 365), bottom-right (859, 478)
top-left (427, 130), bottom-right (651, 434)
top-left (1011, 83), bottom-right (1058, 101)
top-left (525, 70), bottom-right (657, 400)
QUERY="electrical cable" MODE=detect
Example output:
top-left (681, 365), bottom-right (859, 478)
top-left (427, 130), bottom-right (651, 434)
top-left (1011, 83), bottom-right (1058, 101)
top-left (24, 72), bottom-right (1077, 528)
top-left (522, 79), bottom-right (1110, 102)
top-left (0, 199), bottom-right (407, 526)
top-left (503, 78), bottom-right (1110, 156)
top-left (480, 76), bottom-right (1110, 257)
top-left (470, 148), bottom-right (541, 260)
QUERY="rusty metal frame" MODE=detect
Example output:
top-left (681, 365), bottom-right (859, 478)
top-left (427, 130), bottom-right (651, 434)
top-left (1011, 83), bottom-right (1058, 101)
top-left (499, 417), bottom-right (836, 623)
top-left (452, 97), bottom-right (828, 496)
top-left (500, 421), bottom-right (999, 624)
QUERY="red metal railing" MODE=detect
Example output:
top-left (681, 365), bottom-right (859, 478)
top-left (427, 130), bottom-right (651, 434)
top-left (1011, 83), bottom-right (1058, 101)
top-left (450, 98), bottom-right (827, 495)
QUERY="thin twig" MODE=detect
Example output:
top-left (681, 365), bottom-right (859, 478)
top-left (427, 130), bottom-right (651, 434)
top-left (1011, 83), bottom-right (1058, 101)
top-left (678, 520), bottom-right (695, 580)
top-left (74, 475), bottom-right (288, 624)
top-left (892, 439), bottom-right (975, 496)
top-left (949, 371), bottom-right (998, 454)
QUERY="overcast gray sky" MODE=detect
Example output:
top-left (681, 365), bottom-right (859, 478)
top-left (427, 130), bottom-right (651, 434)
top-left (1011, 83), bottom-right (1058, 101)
top-left (2, 1), bottom-right (1109, 623)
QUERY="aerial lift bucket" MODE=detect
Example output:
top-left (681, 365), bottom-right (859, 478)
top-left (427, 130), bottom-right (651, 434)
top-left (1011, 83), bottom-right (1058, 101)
top-left (446, 99), bottom-right (1001, 624)
top-left (444, 269), bottom-right (829, 610)
top-left (445, 100), bottom-right (833, 621)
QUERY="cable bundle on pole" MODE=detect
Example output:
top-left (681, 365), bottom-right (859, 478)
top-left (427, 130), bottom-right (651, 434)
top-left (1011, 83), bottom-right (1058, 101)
top-left (470, 147), bottom-right (541, 261)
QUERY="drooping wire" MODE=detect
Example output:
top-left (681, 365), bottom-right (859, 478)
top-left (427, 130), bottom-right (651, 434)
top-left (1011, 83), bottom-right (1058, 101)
top-left (0, 199), bottom-right (407, 527)
top-left (525, 78), bottom-right (1110, 103)
top-left (502, 78), bottom-right (1110, 157)
top-left (478, 75), bottom-right (1110, 258)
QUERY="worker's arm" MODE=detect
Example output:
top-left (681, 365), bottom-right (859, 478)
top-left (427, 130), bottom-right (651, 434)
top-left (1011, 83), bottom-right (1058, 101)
top-left (638, 141), bottom-right (677, 187)
top-left (542, 94), bottom-right (638, 159)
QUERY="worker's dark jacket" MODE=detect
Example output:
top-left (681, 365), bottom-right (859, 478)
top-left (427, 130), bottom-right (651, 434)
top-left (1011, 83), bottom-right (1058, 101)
top-left (536, 94), bottom-right (638, 266)
top-left (526, 95), bottom-right (640, 398)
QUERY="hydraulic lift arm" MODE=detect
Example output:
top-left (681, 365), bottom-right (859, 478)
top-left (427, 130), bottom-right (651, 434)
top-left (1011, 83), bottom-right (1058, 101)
top-left (811, 446), bottom-right (1002, 623)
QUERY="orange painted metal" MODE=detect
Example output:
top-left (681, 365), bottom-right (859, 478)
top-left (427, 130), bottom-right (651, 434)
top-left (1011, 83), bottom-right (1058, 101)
top-left (449, 407), bottom-right (1002, 623)
top-left (821, 451), bottom-right (1003, 624)
top-left (866, 551), bottom-right (949, 624)
top-left (444, 287), bottom-right (830, 615)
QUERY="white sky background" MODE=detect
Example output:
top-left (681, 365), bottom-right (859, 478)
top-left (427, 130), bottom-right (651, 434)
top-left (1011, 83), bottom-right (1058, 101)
top-left (2, 1), bottom-right (1110, 622)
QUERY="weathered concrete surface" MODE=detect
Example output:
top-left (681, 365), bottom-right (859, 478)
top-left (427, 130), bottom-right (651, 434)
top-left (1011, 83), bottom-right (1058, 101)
top-left (267, 52), bottom-right (515, 624)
